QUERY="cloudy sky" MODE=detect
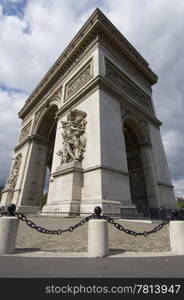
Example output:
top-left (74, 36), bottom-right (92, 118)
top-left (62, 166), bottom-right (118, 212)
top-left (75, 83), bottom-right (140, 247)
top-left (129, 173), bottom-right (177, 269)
top-left (0, 0), bottom-right (183, 197)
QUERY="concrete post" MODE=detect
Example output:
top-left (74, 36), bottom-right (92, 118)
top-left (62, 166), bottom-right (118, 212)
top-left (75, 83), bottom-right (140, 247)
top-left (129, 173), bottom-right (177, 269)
top-left (169, 221), bottom-right (184, 254)
top-left (0, 217), bottom-right (19, 254)
top-left (87, 219), bottom-right (109, 257)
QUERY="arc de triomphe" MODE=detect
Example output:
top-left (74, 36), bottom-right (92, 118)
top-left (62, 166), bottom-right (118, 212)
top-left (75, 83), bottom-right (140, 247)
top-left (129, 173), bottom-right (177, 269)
top-left (1, 9), bottom-right (176, 215)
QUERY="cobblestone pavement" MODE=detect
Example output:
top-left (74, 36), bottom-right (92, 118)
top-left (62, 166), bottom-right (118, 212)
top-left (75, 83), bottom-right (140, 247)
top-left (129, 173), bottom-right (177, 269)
top-left (15, 215), bottom-right (171, 253)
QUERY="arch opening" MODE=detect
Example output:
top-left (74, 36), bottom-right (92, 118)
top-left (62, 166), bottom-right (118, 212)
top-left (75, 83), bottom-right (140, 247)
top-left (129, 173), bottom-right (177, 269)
top-left (36, 105), bottom-right (58, 208)
top-left (124, 121), bottom-right (149, 210)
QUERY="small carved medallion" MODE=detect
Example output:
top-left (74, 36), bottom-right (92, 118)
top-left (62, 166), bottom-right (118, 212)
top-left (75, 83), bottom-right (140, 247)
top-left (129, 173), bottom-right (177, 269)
top-left (57, 109), bottom-right (87, 165)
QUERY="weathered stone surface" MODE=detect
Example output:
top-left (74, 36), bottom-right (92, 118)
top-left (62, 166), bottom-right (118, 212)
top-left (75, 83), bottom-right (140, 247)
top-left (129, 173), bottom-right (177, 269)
top-left (0, 217), bottom-right (19, 254)
top-left (88, 219), bottom-right (109, 257)
top-left (169, 221), bottom-right (184, 254)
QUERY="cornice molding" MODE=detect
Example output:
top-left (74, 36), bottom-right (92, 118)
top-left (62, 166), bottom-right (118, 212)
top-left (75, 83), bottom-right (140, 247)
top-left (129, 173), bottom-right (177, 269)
top-left (83, 165), bottom-right (129, 176)
top-left (157, 182), bottom-right (174, 189)
top-left (19, 9), bottom-right (158, 120)
top-left (55, 75), bottom-right (161, 127)
top-left (14, 134), bottom-right (50, 151)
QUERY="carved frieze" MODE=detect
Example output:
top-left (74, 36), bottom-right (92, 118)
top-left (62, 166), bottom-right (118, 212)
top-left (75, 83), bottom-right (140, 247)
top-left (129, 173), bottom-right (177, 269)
top-left (65, 60), bottom-right (93, 100)
top-left (100, 38), bottom-right (151, 90)
top-left (57, 109), bottom-right (87, 165)
top-left (19, 121), bottom-right (32, 142)
top-left (105, 59), bottom-right (153, 113)
top-left (6, 153), bottom-right (22, 188)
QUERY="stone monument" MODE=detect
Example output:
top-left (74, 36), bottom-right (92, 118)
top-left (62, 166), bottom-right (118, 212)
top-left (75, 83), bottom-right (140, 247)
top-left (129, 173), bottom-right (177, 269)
top-left (1, 9), bottom-right (176, 215)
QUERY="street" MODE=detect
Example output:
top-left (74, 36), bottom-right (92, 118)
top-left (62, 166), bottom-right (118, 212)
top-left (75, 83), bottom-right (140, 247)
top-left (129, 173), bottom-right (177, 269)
top-left (0, 255), bottom-right (184, 278)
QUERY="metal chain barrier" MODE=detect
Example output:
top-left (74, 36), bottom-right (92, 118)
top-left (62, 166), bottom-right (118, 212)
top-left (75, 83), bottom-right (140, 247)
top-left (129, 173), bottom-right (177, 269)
top-left (92, 206), bottom-right (172, 237)
top-left (15, 211), bottom-right (94, 235)
top-left (0, 204), bottom-right (184, 237)
top-left (101, 215), bottom-right (170, 236)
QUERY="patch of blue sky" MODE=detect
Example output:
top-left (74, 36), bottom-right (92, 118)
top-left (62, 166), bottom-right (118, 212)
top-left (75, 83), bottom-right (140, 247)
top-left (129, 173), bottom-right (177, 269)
top-left (0, 0), bottom-right (28, 19)
top-left (0, 83), bottom-right (27, 95)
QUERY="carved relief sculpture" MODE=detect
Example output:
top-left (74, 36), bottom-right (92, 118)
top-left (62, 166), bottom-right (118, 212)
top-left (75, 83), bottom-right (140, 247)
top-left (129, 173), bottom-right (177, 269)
top-left (65, 60), bottom-right (93, 100)
top-left (57, 109), bottom-right (87, 165)
top-left (105, 59), bottom-right (153, 112)
top-left (19, 121), bottom-right (32, 142)
top-left (6, 153), bottom-right (22, 188)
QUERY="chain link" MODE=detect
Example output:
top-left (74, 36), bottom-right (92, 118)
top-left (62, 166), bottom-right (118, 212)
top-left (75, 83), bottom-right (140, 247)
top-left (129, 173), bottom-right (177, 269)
top-left (102, 215), bottom-right (171, 236)
top-left (14, 211), bottom-right (94, 235)
top-left (0, 204), bottom-right (184, 237)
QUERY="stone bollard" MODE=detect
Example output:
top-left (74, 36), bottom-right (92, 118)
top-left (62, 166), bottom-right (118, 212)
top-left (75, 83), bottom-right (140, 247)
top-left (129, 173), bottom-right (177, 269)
top-left (87, 219), bottom-right (109, 257)
top-left (0, 216), bottom-right (19, 254)
top-left (169, 221), bottom-right (184, 254)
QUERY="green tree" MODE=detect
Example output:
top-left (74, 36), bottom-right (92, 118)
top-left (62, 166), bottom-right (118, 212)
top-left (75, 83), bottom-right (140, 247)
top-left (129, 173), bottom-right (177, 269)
top-left (176, 197), bottom-right (184, 208)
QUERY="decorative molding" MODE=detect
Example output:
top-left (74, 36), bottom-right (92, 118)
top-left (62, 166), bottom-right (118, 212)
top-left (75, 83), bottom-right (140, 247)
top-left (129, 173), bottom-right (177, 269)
top-left (19, 36), bottom-right (97, 119)
top-left (105, 59), bottom-right (153, 113)
top-left (157, 182), bottom-right (174, 189)
top-left (19, 10), bottom-right (157, 120)
top-left (100, 41), bottom-right (151, 91)
top-left (54, 161), bottom-right (83, 176)
top-left (57, 109), bottom-right (87, 165)
top-left (19, 121), bottom-right (32, 142)
top-left (50, 88), bottom-right (62, 102)
top-left (64, 60), bottom-right (93, 100)
top-left (83, 165), bottom-right (129, 176)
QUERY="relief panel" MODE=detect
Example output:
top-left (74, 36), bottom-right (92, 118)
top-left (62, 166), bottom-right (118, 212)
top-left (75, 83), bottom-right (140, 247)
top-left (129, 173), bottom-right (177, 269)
top-left (64, 60), bottom-right (93, 100)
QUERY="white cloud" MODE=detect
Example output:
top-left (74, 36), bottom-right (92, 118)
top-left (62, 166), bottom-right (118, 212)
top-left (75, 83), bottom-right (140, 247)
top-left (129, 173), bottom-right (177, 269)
top-left (0, 0), bottom-right (97, 92)
top-left (173, 179), bottom-right (184, 198)
top-left (0, 89), bottom-right (27, 184)
top-left (0, 0), bottom-right (99, 184)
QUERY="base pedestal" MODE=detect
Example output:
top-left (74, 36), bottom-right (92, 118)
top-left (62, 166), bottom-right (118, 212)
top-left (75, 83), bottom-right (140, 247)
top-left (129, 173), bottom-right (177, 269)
top-left (42, 161), bottom-right (83, 216)
top-left (17, 206), bottom-right (41, 214)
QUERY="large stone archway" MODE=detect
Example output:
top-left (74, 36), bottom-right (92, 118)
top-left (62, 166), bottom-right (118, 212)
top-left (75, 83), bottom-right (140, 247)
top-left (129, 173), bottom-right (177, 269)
top-left (1, 9), bottom-right (176, 215)
top-left (35, 105), bottom-right (58, 173)
top-left (122, 115), bottom-right (160, 210)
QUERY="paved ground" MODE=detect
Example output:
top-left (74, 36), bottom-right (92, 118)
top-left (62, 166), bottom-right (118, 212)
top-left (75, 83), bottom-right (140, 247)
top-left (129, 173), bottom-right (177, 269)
top-left (2, 216), bottom-right (184, 279)
top-left (15, 215), bottom-right (170, 253)
top-left (1, 255), bottom-right (184, 277)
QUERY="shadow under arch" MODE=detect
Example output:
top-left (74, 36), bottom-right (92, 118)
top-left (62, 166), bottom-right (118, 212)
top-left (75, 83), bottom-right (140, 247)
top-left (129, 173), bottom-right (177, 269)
top-left (123, 115), bottom-right (150, 210)
top-left (36, 104), bottom-right (59, 171)
top-left (35, 104), bottom-right (58, 138)
top-left (122, 114), bottom-right (150, 145)
top-left (33, 104), bottom-right (59, 208)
